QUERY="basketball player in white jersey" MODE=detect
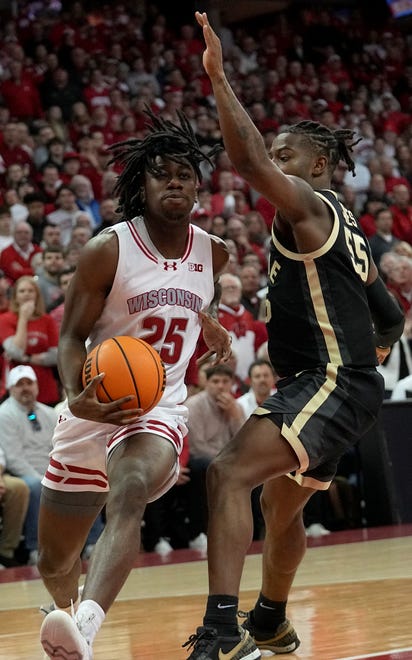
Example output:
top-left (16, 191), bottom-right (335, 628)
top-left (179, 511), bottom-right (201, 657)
top-left (38, 110), bottom-right (232, 659)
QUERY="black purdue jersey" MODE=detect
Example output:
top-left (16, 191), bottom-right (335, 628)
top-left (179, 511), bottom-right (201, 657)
top-left (266, 189), bottom-right (377, 377)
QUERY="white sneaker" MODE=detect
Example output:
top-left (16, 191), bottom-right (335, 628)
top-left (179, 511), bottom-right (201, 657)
top-left (188, 533), bottom-right (208, 551)
top-left (40, 609), bottom-right (93, 659)
top-left (82, 544), bottom-right (95, 560)
top-left (305, 523), bottom-right (331, 538)
top-left (28, 549), bottom-right (38, 566)
top-left (154, 538), bottom-right (173, 555)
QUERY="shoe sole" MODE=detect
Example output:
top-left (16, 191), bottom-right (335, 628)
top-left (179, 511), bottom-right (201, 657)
top-left (40, 610), bottom-right (90, 659)
top-left (255, 639), bottom-right (300, 653)
top-left (243, 619), bottom-right (301, 655)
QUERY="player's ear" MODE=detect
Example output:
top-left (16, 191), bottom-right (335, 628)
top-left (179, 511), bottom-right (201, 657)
top-left (313, 155), bottom-right (328, 177)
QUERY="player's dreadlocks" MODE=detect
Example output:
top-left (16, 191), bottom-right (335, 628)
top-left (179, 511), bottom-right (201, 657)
top-left (108, 108), bottom-right (222, 218)
top-left (286, 121), bottom-right (361, 176)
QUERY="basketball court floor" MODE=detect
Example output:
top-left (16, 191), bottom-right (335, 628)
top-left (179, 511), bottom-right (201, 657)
top-left (1, 524), bottom-right (411, 659)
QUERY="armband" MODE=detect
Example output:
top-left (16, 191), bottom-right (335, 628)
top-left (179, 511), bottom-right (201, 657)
top-left (366, 277), bottom-right (405, 348)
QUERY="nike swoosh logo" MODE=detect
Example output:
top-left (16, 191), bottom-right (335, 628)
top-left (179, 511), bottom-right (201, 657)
top-left (259, 602), bottom-right (276, 610)
top-left (218, 630), bottom-right (259, 659)
top-left (217, 603), bottom-right (237, 609)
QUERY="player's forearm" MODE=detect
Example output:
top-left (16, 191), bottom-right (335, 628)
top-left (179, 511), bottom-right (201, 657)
top-left (57, 335), bottom-right (87, 400)
top-left (209, 72), bottom-right (266, 178)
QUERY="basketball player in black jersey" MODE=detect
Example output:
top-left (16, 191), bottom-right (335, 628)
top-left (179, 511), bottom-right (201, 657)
top-left (183, 13), bottom-right (405, 660)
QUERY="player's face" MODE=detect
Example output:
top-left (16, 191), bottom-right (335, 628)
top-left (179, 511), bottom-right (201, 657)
top-left (144, 157), bottom-right (198, 221)
top-left (270, 133), bottom-right (317, 181)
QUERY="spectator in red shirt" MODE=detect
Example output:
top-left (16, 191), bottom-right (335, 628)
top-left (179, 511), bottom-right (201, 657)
top-left (390, 184), bottom-right (412, 243)
top-left (82, 69), bottom-right (112, 113)
top-left (0, 275), bottom-right (59, 405)
top-left (0, 221), bottom-right (43, 284)
top-left (0, 60), bottom-right (43, 121)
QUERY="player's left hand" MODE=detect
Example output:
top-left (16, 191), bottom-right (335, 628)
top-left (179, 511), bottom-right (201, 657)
top-left (195, 11), bottom-right (224, 79)
top-left (197, 311), bottom-right (232, 366)
top-left (376, 346), bottom-right (391, 364)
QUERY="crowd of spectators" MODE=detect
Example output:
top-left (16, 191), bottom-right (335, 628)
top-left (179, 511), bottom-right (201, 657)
top-left (1, 0), bottom-right (412, 564)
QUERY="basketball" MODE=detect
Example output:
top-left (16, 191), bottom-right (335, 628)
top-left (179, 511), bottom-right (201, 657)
top-left (82, 335), bottom-right (166, 413)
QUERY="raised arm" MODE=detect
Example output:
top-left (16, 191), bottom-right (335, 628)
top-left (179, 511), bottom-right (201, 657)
top-left (195, 11), bottom-right (320, 224)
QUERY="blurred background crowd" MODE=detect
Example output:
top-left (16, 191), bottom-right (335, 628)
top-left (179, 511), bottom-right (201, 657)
top-left (1, 0), bottom-right (412, 567)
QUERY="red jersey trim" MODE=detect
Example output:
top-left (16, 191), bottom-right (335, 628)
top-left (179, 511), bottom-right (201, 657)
top-left (127, 220), bottom-right (158, 263)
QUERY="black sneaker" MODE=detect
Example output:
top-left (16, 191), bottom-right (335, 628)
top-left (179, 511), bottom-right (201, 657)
top-left (182, 625), bottom-right (261, 659)
top-left (240, 610), bottom-right (300, 654)
top-left (0, 554), bottom-right (21, 568)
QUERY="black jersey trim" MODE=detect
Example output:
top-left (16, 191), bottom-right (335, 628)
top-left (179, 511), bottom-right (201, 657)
top-left (271, 190), bottom-right (340, 262)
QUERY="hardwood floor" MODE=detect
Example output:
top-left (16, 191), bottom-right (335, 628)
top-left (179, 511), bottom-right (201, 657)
top-left (1, 526), bottom-right (412, 659)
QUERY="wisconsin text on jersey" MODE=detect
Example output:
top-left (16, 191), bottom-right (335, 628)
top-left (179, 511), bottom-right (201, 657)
top-left (127, 288), bottom-right (204, 313)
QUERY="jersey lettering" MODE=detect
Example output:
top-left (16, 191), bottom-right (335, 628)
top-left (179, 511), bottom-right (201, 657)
top-left (127, 288), bottom-right (203, 313)
top-left (269, 259), bottom-right (281, 284)
top-left (344, 227), bottom-right (369, 282)
top-left (340, 203), bottom-right (358, 228)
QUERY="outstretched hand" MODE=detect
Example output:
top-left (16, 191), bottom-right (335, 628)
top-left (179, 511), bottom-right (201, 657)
top-left (195, 11), bottom-right (224, 79)
top-left (197, 311), bottom-right (232, 366)
top-left (376, 346), bottom-right (391, 365)
top-left (68, 373), bottom-right (143, 426)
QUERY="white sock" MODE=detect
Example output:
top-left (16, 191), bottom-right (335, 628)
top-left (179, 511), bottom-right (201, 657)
top-left (75, 599), bottom-right (106, 646)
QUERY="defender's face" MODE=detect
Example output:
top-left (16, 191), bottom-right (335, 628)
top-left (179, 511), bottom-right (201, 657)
top-left (144, 157), bottom-right (198, 220)
top-left (270, 133), bottom-right (316, 181)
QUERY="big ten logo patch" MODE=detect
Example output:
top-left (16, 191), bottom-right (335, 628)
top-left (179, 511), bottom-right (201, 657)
top-left (188, 262), bottom-right (203, 272)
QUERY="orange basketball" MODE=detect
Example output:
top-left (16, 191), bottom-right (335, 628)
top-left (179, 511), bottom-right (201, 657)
top-left (82, 335), bottom-right (166, 413)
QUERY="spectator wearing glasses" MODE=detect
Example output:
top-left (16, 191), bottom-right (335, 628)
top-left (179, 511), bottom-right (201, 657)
top-left (0, 365), bottom-right (57, 565)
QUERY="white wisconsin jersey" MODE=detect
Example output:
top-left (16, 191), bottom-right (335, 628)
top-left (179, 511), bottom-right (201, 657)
top-left (88, 217), bottom-right (215, 405)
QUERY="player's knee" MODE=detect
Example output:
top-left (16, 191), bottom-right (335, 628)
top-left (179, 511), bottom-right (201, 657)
top-left (206, 452), bottom-right (238, 491)
top-left (261, 495), bottom-right (304, 535)
top-left (37, 544), bottom-right (79, 580)
top-left (108, 469), bottom-right (149, 515)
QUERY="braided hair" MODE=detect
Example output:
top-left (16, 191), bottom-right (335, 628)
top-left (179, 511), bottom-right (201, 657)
top-left (108, 108), bottom-right (222, 218)
top-left (286, 120), bottom-right (360, 176)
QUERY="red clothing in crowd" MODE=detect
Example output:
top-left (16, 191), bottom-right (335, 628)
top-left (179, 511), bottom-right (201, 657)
top-left (0, 141), bottom-right (33, 173)
top-left (389, 203), bottom-right (412, 243)
top-left (0, 74), bottom-right (43, 120)
top-left (0, 311), bottom-right (59, 405)
top-left (358, 213), bottom-right (376, 238)
top-left (0, 243), bottom-right (43, 284)
top-left (254, 196), bottom-right (276, 232)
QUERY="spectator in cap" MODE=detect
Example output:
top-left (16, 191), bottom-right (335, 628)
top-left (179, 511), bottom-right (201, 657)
top-left (0, 365), bottom-right (57, 564)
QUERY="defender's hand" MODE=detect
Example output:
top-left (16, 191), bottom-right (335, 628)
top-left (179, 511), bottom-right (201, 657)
top-left (197, 311), bottom-right (232, 366)
top-left (376, 346), bottom-right (391, 365)
top-left (195, 11), bottom-right (224, 79)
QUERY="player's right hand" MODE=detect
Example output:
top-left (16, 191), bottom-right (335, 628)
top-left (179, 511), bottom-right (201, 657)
top-left (68, 373), bottom-right (143, 425)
